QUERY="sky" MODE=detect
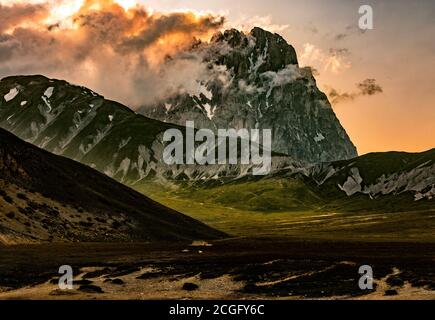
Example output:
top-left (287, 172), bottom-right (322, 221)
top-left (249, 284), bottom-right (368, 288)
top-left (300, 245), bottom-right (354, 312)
top-left (0, 0), bottom-right (434, 155)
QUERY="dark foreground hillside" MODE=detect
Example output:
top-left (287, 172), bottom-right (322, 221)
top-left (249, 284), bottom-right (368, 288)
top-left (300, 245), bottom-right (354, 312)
top-left (0, 128), bottom-right (226, 244)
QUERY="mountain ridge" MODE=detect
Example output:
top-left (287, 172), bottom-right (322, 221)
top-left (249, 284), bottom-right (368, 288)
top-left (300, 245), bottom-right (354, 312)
top-left (0, 74), bottom-right (303, 187)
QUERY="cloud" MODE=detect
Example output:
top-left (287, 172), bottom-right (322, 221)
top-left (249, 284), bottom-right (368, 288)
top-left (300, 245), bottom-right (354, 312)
top-left (238, 79), bottom-right (259, 94)
top-left (327, 78), bottom-right (383, 105)
top-left (309, 67), bottom-right (320, 76)
top-left (357, 78), bottom-right (383, 96)
top-left (304, 23), bottom-right (318, 34)
top-left (235, 64), bottom-right (302, 96)
top-left (335, 25), bottom-right (367, 41)
top-left (0, 2), bottom-right (48, 32)
top-left (300, 43), bottom-right (351, 74)
top-left (261, 64), bottom-right (301, 87)
top-left (0, 0), bottom-right (226, 106)
top-left (325, 48), bottom-right (351, 73)
top-left (118, 12), bottom-right (225, 54)
top-left (327, 88), bottom-right (356, 104)
top-left (335, 33), bottom-right (347, 41)
top-left (231, 15), bottom-right (289, 33)
top-left (133, 51), bottom-right (233, 106)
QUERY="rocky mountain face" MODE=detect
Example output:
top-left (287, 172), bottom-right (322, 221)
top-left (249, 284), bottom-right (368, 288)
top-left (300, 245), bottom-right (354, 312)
top-left (141, 27), bottom-right (358, 163)
top-left (309, 149), bottom-right (435, 202)
top-left (0, 75), bottom-right (301, 188)
top-left (0, 128), bottom-right (225, 244)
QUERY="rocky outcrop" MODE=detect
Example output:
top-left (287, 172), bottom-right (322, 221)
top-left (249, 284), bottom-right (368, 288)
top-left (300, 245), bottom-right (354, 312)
top-left (142, 27), bottom-right (358, 163)
top-left (309, 149), bottom-right (435, 201)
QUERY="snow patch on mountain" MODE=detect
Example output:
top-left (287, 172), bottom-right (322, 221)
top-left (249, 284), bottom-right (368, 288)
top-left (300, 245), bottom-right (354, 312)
top-left (118, 137), bottom-right (132, 150)
top-left (314, 133), bottom-right (325, 142)
top-left (199, 84), bottom-right (213, 100)
top-left (362, 164), bottom-right (435, 200)
top-left (6, 113), bottom-right (15, 123)
top-left (117, 158), bottom-right (131, 182)
top-left (44, 87), bottom-right (54, 99)
top-left (249, 39), bottom-right (268, 73)
top-left (203, 103), bottom-right (214, 119)
top-left (338, 167), bottom-right (363, 196)
top-left (4, 87), bottom-right (19, 102)
top-left (41, 96), bottom-right (52, 112)
top-left (57, 110), bottom-right (100, 152)
top-left (78, 124), bottom-right (112, 155)
top-left (333, 163), bottom-right (435, 200)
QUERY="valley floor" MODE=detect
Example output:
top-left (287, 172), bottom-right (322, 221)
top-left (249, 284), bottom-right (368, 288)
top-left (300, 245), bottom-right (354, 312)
top-left (147, 194), bottom-right (435, 242)
top-left (0, 239), bottom-right (434, 300)
top-left (138, 182), bottom-right (435, 243)
top-left (2, 183), bottom-right (434, 300)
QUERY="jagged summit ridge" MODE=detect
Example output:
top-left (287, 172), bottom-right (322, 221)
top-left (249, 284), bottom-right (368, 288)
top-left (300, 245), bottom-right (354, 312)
top-left (208, 27), bottom-right (299, 76)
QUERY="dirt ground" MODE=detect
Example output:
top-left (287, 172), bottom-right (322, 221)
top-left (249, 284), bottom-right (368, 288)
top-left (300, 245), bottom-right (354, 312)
top-left (0, 239), bottom-right (434, 300)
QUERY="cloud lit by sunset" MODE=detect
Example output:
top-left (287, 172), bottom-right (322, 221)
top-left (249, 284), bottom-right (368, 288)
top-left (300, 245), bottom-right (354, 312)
top-left (0, 0), bottom-right (225, 105)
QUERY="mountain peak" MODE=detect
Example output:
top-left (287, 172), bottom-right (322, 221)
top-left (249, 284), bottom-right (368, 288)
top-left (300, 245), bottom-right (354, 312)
top-left (143, 27), bottom-right (356, 163)
top-left (210, 26), bottom-right (298, 72)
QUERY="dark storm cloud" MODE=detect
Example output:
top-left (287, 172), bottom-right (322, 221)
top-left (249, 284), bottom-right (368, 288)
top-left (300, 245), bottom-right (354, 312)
top-left (120, 13), bottom-right (225, 53)
top-left (0, 0), bottom-right (226, 107)
top-left (328, 78), bottom-right (383, 104)
top-left (357, 78), bottom-right (383, 96)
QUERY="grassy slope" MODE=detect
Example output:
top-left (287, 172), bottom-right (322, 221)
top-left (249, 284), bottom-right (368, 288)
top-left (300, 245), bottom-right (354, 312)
top-left (137, 179), bottom-right (435, 242)
top-left (136, 148), bottom-right (434, 242)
